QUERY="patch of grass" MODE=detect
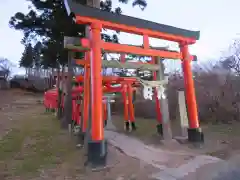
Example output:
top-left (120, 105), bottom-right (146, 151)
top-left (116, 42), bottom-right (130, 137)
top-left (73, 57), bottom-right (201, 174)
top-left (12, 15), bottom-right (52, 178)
top-left (0, 112), bottom-right (77, 178)
top-left (0, 129), bottom-right (26, 160)
top-left (203, 122), bottom-right (240, 136)
top-left (112, 115), bottom-right (157, 141)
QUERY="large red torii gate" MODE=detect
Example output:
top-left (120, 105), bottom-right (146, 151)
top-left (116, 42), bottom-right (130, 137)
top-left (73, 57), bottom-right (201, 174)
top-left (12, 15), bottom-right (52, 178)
top-left (64, 0), bottom-right (203, 166)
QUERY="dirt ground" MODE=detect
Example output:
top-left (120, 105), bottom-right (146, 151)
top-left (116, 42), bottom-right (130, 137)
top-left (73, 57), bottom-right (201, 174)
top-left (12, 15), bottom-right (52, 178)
top-left (0, 89), bottom-right (157, 180)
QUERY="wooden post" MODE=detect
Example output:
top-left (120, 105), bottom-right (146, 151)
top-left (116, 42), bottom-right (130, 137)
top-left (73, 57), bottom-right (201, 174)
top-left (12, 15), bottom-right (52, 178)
top-left (57, 64), bottom-right (62, 119)
top-left (177, 91), bottom-right (188, 137)
top-left (156, 57), bottom-right (172, 140)
top-left (62, 49), bottom-right (74, 129)
top-left (105, 95), bottom-right (116, 130)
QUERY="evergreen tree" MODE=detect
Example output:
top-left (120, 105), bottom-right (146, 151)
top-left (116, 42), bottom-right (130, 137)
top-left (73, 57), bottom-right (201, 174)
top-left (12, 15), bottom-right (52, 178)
top-left (10, 0), bottom-right (147, 127)
top-left (20, 43), bottom-right (34, 68)
top-left (9, 0), bottom-right (147, 68)
top-left (33, 41), bottom-right (42, 68)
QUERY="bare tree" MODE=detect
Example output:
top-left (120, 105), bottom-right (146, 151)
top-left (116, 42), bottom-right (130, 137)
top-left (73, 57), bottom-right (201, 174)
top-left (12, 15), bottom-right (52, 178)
top-left (221, 39), bottom-right (240, 76)
top-left (0, 57), bottom-right (12, 80)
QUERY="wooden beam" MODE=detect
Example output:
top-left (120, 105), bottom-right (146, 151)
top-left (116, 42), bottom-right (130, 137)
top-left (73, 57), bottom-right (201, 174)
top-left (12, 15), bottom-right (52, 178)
top-left (75, 75), bottom-right (139, 83)
top-left (64, 37), bottom-right (197, 61)
top-left (74, 59), bottom-right (160, 70)
top-left (102, 41), bottom-right (181, 59)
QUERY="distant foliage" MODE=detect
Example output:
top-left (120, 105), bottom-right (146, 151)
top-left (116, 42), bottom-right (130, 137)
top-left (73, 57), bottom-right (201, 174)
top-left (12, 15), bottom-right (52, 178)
top-left (33, 42), bottom-right (43, 69)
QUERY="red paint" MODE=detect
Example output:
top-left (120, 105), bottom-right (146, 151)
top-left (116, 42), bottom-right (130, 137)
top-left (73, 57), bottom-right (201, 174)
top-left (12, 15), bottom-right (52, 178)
top-left (75, 16), bottom-right (196, 44)
top-left (151, 57), bottom-right (162, 123)
top-left (90, 23), bottom-right (104, 141)
top-left (181, 44), bottom-right (199, 129)
top-left (127, 84), bottom-right (135, 123)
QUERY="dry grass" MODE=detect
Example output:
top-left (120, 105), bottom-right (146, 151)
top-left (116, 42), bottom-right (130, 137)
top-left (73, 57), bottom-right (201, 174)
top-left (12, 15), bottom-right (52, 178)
top-left (0, 91), bottom-right (157, 180)
top-left (0, 112), bottom-right (78, 179)
top-left (112, 115), bottom-right (159, 142)
top-left (201, 122), bottom-right (240, 159)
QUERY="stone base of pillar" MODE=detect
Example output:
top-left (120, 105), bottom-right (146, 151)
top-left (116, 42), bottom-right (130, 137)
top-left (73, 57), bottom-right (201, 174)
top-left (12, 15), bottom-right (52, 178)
top-left (188, 128), bottom-right (204, 143)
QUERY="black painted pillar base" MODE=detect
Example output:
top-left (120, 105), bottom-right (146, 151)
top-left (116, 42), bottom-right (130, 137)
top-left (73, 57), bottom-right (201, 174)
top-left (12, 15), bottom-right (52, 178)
top-left (87, 140), bottom-right (107, 167)
top-left (124, 121), bottom-right (130, 131)
top-left (188, 128), bottom-right (204, 143)
top-left (156, 124), bottom-right (163, 136)
top-left (131, 122), bottom-right (137, 131)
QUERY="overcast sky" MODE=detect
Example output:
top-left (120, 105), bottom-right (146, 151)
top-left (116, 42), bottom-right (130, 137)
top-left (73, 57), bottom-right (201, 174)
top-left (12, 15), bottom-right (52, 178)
top-left (0, 0), bottom-right (240, 74)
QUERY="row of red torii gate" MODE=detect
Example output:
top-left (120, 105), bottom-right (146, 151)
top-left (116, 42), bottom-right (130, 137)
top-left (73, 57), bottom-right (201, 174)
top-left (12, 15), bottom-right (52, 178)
top-left (44, 0), bottom-right (204, 167)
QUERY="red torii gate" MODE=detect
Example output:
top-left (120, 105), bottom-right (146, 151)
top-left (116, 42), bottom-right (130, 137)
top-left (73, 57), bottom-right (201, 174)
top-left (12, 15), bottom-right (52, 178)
top-left (64, 0), bottom-right (203, 166)
top-left (75, 73), bottom-right (138, 130)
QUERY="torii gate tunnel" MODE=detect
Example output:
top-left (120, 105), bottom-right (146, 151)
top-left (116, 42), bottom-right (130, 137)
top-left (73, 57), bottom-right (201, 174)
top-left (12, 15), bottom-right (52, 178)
top-left (64, 0), bottom-right (204, 165)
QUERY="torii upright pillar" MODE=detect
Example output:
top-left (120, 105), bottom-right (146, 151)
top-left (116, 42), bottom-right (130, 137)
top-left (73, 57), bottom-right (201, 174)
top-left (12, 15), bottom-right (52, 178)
top-left (87, 22), bottom-right (107, 166)
top-left (180, 44), bottom-right (204, 143)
